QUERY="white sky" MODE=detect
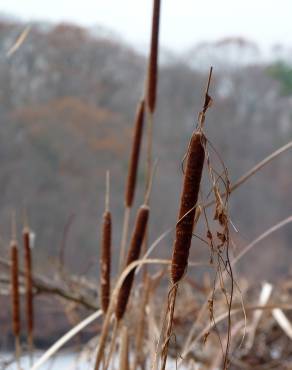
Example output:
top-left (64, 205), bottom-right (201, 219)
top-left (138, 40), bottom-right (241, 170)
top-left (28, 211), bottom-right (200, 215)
top-left (1, 0), bottom-right (292, 52)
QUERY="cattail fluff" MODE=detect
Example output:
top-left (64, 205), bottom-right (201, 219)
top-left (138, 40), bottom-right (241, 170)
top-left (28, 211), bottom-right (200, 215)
top-left (23, 227), bottom-right (33, 340)
top-left (171, 131), bottom-right (205, 284)
top-left (125, 100), bottom-right (145, 208)
top-left (115, 205), bottom-right (149, 321)
top-left (10, 240), bottom-right (20, 338)
top-left (146, 0), bottom-right (161, 113)
top-left (100, 210), bottom-right (111, 313)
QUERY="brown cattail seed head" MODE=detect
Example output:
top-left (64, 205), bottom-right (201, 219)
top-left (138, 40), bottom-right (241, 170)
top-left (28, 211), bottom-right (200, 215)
top-left (125, 100), bottom-right (145, 208)
top-left (146, 0), bottom-right (161, 113)
top-left (115, 205), bottom-right (149, 320)
top-left (171, 132), bottom-right (205, 284)
top-left (10, 240), bottom-right (20, 337)
top-left (100, 211), bottom-right (111, 313)
top-left (23, 227), bottom-right (33, 337)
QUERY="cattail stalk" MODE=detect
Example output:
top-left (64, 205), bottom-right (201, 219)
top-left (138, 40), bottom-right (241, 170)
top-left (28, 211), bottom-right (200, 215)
top-left (119, 100), bottom-right (145, 272)
top-left (170, 68), bottom-right (212, 283)
top-left (23, 226), bottom-right (34, 364)
top-left (94, 169), bottom-right (154, 370)
top-left (159, 69), bottom-right (213, 370)
top-left (144, 0), bottom-right (161, 269)
top-left (102, 318), bottom-right (119, 370)
top-left (97, 172), bottom-right (114, 370)
top-left (100, 171), bottom-right (112, 313)
top-left (103, 169), bottom-right (154, 369)
top-left (119, 326), bottom-right (130, 370)
top-left (11, 239), bottom-right (21, 369)
top-left (160, 132), bottom-right (205, 370)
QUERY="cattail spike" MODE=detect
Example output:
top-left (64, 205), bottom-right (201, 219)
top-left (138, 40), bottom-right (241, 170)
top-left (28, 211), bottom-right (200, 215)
top-left (146, 0), bottom-right (161, 113)
top-left (125, 99), bottom-right (145, 208)
top-left (23, 225), bottom-right (34, 362)
top-left (100, 185), bottom-right (112, 314)
top-left (171, 132), bottom-right (206, 284)
top-left (115, 205), bottom-right (149, 321)
top-left (120, 100), bottom-right (144, 271)
top-left (100, 170), bottom-right (112, 313)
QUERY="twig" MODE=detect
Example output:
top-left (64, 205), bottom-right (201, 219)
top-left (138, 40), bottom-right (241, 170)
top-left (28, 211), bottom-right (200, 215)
top-left (0, 257), bottom-right (98, 310)
top-left (204, 141), bottom-right (292, 209)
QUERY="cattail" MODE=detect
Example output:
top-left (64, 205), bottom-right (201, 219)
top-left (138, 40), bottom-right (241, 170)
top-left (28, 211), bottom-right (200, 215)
top-left (160, 70), bottom-right (212, 370)
top-left (146, 0), bottom-right (161, 113)
top-left (115, 205), bottom-right (149, 321)
top-left (100, 171), bottom-right (112, 313)
top-left (23, 227), bottom-right (34, 350)
top-left (125, 99), bottom-right (145, 208)
top-left (11, 239), bottom-right (20, 338)
top-left (100, 211), bottom-right (111, 313)
top-left (171, 131), bottom-right (205, 284)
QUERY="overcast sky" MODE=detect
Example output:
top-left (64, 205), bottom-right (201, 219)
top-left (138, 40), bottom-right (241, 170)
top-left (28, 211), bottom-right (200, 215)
top-left (1, 0), bottom-right (292, 52)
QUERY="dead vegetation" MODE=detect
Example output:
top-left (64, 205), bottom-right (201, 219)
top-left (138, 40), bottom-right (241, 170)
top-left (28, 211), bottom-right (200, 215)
top-left (0, 1), bottom-right (291, 370)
